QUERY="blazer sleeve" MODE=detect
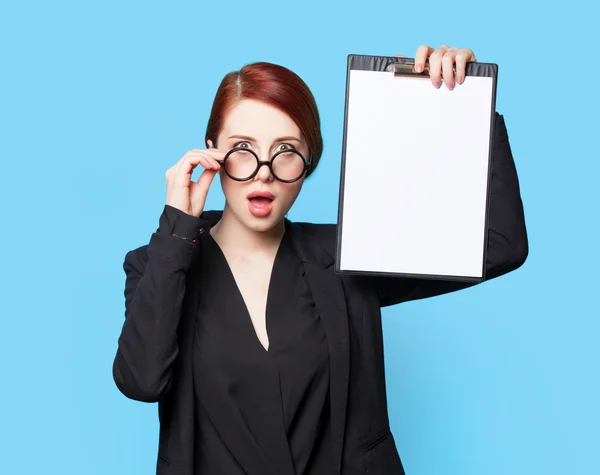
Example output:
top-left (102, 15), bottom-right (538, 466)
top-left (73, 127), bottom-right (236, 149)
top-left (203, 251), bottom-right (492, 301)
top-left (371, 113), bottom-right (529, 307)
top-left (112, 205), bottom-right (208, 402)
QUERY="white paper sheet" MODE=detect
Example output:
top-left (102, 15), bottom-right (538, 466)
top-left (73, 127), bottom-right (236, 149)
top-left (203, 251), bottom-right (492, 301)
top-left (339, 70), bottom-right (494, 279)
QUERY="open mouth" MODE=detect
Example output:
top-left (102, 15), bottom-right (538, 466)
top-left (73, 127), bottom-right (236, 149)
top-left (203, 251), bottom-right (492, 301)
top-left (247, 191), bottom-right (275, 217)
top-left (248, 196), bottom-right (273, 206)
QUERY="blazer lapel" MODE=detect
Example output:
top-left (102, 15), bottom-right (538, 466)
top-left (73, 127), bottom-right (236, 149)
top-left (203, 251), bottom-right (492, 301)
top-left (288, 221), bottom-right (350, 475)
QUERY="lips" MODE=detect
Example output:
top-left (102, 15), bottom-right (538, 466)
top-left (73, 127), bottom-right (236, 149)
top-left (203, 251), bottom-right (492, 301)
top-left (247, 191), bottom-right (275, 201)
top-left (247, 191), bottom-right (275, 217)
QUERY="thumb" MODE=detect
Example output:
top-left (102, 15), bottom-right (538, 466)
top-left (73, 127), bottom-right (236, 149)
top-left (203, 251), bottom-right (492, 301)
top-left (190, 168), bottom-right (218, 216)
top-left (194, 167), bottom-right (218, 197)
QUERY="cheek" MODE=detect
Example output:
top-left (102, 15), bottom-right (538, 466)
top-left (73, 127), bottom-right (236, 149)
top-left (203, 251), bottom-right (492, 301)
top-left (279, 182), bottom-right (304, 205)
top-left (220, 174), bottom-right (245, 201)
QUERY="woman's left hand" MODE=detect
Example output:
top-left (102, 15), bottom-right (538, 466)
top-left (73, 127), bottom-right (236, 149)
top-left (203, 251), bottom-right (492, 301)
top-left (407, 45), bottom-right (477, 90)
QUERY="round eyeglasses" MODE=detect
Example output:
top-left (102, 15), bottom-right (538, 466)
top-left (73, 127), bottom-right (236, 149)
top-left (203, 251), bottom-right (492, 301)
top-left (217, 147), bottom-right (311, 183)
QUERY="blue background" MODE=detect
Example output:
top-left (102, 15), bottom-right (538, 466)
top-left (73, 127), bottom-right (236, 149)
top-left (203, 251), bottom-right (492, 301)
top-left (1, 0), bottom-right (597, 474)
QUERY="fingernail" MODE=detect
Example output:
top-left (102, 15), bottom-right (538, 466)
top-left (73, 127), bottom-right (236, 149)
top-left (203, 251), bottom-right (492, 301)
top-left (447, 82), bottom-right (455, 91)
top-left (457, 75), bottom-right (464, 84)
top-left (415, 64), bottom-right (423, 73)
top-left (433, 80), bottom-right (442, 88)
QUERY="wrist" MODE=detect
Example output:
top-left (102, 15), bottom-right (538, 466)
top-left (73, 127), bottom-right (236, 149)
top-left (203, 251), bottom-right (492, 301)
top-left (158, 205), bottom-right (208, 241)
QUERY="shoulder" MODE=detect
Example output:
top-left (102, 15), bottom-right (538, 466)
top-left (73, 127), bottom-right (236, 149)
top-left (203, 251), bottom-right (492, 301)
top-left (287, 220), bottom-right (337, 260)
top-left (291, 221), bottom-right (336, 240)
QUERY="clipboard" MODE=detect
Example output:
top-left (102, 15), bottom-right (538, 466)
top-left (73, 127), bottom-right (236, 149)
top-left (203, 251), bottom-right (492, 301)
top-left (335, 54), bottom-right (498, 282)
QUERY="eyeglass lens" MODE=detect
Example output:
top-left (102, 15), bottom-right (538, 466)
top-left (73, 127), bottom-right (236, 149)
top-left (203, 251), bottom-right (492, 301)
top-left (224, 149), bottom-right (307, 182)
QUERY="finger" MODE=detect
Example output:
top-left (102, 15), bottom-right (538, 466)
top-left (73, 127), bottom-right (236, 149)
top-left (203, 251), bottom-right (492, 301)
top-left (190, 168), bottom-right (218, 212)
top-left (179, 149), bottom-right (224, 173)
top-left (194, 168), bottom-right (218, 192)
top-left (189, 151), bottom-right (223, 170)
top-left (169, 148), bottom-right (224, 189)
top-left (176, 147), bottom-right (225, 166)
top-left (200, 148), bottom-right (228, 159)
top-left (190, 152), bottom-right (221, 172)
top-left (455, 48), bottom-right (475, 84)
top-left (172, 149), bottom-right (198, 177)
top-left (173, 153), bottom-right (218, 186)
top-left (442, 48), bottom-right (460, 90)
top-left (428, 46), bottom-right (447, 88)
top-left (185, 148), bottom-right (227, 161)
top-left (203, 151), bottom-right (224, 171)
top-left (414, 44), bottom-right (434, 73)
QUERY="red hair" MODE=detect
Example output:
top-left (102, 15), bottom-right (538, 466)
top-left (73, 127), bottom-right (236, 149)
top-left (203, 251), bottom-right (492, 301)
top-left (205, 62), bottom-right (323, 177)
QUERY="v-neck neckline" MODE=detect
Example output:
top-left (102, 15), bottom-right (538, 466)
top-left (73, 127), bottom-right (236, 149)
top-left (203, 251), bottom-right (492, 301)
top-left (204, 231), bottom-right (286, 355)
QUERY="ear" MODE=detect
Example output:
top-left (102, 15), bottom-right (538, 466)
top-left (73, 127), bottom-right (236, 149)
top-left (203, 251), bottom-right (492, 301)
top-left (206, 139), bottom-right (214, 149)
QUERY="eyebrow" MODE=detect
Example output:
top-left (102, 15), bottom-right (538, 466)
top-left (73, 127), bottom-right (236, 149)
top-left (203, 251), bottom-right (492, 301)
top-left (227, 134), bottom-right (302, 143)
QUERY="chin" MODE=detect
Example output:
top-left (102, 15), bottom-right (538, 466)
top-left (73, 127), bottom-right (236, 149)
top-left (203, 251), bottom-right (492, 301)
top-left (248, 219), bottom-right (281, 233)
top-left (247, 213), bottom-right (286, 233)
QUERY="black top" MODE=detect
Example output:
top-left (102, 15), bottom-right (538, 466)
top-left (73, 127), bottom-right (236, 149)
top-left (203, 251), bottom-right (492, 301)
top-left (192, 230), bottom-right (333, 475)
top-left (114, 114), bottom-right (528, 475)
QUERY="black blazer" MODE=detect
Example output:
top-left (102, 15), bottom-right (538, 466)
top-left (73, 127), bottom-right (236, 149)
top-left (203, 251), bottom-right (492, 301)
top-left (113, 113), bottom-right (528, 475)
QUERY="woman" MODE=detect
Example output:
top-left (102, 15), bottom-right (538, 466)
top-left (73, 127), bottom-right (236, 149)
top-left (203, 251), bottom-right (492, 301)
top-left (113, 44), bottom-right (528, 475)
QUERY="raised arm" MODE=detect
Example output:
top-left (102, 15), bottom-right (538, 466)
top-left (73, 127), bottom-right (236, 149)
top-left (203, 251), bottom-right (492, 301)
top-left (112, 206), bottom-right (207, 402)
top-left (113, 146), bottom-right (222, 402)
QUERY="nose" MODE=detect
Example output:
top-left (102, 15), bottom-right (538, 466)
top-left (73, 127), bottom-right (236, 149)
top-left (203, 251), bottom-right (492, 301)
top-left (254, 157), bottom-right (274, 183)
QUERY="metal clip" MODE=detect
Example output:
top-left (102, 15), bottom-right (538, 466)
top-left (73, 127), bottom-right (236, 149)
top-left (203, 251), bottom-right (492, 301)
top-left (387, 58), bottom-right (430, 78)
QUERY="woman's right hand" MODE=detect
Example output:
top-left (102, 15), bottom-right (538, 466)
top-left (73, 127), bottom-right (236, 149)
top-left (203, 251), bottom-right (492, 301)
top-left (165, 148), bottom-right (225, 217)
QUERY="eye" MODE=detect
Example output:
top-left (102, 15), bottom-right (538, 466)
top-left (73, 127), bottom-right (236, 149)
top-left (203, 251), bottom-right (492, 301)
top-left (276, 143), bottom-right (295, 152)
top-left (234, 141), bottom-right (252, 149)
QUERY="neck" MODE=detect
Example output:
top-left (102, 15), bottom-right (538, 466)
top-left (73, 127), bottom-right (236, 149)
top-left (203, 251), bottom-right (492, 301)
top-left (210, 203), bottom-right (285, 256)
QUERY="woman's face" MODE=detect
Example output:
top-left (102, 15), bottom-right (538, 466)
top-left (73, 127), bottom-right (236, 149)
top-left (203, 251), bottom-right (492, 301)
top-left (212, 99), bottom-right (309, 233)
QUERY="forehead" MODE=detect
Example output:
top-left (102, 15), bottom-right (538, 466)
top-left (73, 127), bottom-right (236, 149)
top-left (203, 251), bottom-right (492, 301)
top-left (220, 99), bottom-right (301, 140)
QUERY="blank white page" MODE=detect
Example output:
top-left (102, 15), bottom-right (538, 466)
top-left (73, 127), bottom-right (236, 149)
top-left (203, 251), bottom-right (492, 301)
top-left (339, 70), bottom-right (494, 279)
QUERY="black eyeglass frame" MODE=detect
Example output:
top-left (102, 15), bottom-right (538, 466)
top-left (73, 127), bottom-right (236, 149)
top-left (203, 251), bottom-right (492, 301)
top-left (216, 147), bottom-right (312, 183)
